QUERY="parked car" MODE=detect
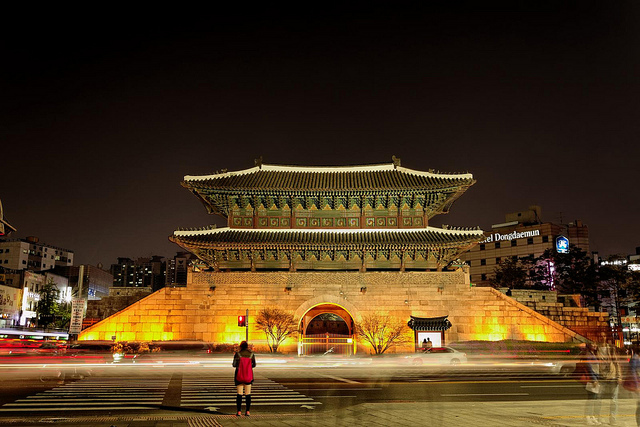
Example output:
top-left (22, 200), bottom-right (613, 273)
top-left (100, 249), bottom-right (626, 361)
top-left (133, 341), bottom-right (214, 363)
top-left (65, 342), bottom-right (114, 362)
top-left (407, 346), bottom-right (467, 365)
top-left (30, 341), bottom-right (65, 355)
top-left (0, 339), bottom-right (65, 356)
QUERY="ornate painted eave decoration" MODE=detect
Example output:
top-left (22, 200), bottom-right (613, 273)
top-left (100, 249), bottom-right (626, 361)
top-left (407, 315), bottom-right (452, 331)
top-left (181, 162), bottom-right (475, 219)
top-left (169, 226), bottom-right (483, 271)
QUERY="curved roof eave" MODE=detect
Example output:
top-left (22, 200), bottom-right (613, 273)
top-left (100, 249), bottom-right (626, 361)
top-left (183, 163), bottom-right (474, 182)
top-left (172, 226), bottom-right (484, 238)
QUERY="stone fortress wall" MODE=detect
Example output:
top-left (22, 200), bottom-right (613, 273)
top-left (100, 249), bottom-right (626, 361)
top-left (79, 268), bottom-right (608, 353)
top-left (501, 289), bottom-right (607, 338)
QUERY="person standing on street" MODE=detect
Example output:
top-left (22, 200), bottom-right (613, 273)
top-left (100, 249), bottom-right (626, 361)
top-left (598, 343), bottom-right (621, 425)
top-left (233, 341), bottom-right (256, 417)
top-left (584, 343), bottom-right (602, 425)
top-left (629, 344), bottom-right (640, 426)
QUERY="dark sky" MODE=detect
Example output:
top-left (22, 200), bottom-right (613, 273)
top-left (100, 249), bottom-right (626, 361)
top-left (1, 3), bottom-right (639, 266)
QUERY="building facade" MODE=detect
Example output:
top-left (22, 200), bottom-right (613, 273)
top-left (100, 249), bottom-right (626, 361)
top-left (165, 252), bottom-right (196, 288)
top-left (0, 276), bottom-right (21, 328)
top-left (460, 206), bottom-right (590, 286)
top-left (54, 265), bottom-right (112, 301)
top-left (0, 236), bottom-right (74, 271)
top-left (81, 161), bottom-right (606, 351)
top-left (110, 256), bottom-right (166, 291)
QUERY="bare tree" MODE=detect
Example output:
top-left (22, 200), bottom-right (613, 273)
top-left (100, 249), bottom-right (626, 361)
top-left (255, 307), bottom-right (298, 353)
top-left (355, 312), bottom-right (410, 355)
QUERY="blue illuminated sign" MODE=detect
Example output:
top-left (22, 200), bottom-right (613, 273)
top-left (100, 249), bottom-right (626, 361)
top-left (556, 235), bottom-right (569, 254)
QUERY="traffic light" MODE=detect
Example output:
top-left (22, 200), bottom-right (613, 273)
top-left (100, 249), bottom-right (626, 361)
top-left (238, 315), bottom-right (246, 327)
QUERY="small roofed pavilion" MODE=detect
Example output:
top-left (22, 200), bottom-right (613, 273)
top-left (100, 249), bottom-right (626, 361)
top-left (408, 315), bottom-right (453, 349)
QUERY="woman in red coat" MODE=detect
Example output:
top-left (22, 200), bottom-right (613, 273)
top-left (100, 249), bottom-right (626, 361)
top-left (232, 341), bottom-right (256, 417)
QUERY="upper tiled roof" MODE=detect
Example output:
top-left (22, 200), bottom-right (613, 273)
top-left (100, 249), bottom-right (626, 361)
top-left (182, 163), bottom-right (474, 192)
top-left (171, 226), bottom-right (484, 248)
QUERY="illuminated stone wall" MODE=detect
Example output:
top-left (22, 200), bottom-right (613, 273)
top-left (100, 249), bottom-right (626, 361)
top-left (79, 269), bottom-right (606, 352)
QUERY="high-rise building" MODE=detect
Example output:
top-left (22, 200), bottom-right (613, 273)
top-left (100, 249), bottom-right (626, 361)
top-left (459, 206), bottom-right (590, 286)
top-left (109, 256), bottom-right (166, 291)
top-left (0, 236), bottom-right (74, 271)
top-left (165, 252), bottom-right (196, 288)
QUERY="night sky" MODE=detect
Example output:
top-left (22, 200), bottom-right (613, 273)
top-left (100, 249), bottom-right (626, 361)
top-left (1, 3), bottom-right (638, 267)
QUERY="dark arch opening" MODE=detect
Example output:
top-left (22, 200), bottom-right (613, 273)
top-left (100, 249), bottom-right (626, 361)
top-left (306, 313), bottom-right (350, 335)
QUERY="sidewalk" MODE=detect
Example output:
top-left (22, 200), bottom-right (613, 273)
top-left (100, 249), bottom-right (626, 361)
top-left (218, 399), bottom-right (637, 426)
top-left (0, 399), bottom-right (636, 426)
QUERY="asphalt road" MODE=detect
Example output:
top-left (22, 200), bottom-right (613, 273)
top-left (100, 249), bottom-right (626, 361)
top-left (0, 356), bottom-right (625, 419)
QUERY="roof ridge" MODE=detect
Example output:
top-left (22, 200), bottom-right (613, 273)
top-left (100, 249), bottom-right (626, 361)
top-left (183, 163), bottom-right (474, 182)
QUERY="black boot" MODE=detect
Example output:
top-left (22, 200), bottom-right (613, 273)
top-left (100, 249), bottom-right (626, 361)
top-left (245, 394), bottom-right (252, 416)
top-left (236, 394), bottom-right (242, 415)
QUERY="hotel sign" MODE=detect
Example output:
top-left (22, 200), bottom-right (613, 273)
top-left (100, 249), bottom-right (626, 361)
top-left (556, 235), bottom-right (569, 254)
top-left (480, 229), bottom-right (540, 244)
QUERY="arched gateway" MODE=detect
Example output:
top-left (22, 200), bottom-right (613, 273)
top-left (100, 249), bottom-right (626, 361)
top-left (299, 304), bottom-right (355, 355)
top-left (294, 295), bottom-right (358, 355)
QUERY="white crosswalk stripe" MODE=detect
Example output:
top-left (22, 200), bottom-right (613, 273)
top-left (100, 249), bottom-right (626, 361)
top-left (0, 377), bottom-right (171, 412)
top-left (180, 375), bottom-right (321, 408)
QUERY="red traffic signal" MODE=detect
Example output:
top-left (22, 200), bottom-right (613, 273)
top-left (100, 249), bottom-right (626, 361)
top-left (238, 315), bottom-right (246, 327)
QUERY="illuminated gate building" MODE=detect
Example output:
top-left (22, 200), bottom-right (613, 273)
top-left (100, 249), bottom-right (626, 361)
top-left (80, 159), bottom-right (604, 352)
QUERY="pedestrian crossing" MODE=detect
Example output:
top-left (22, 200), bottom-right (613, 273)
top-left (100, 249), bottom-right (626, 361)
top-left (180, 375), bottom-right (321, 409)
top-left (0, 373), bottom-right (320, 413)
top-left (0, 376), bottom-right (172, 412)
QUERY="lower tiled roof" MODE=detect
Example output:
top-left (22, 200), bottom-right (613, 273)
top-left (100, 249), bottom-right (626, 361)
top-left (170, 227), bottom-right (484, 248)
